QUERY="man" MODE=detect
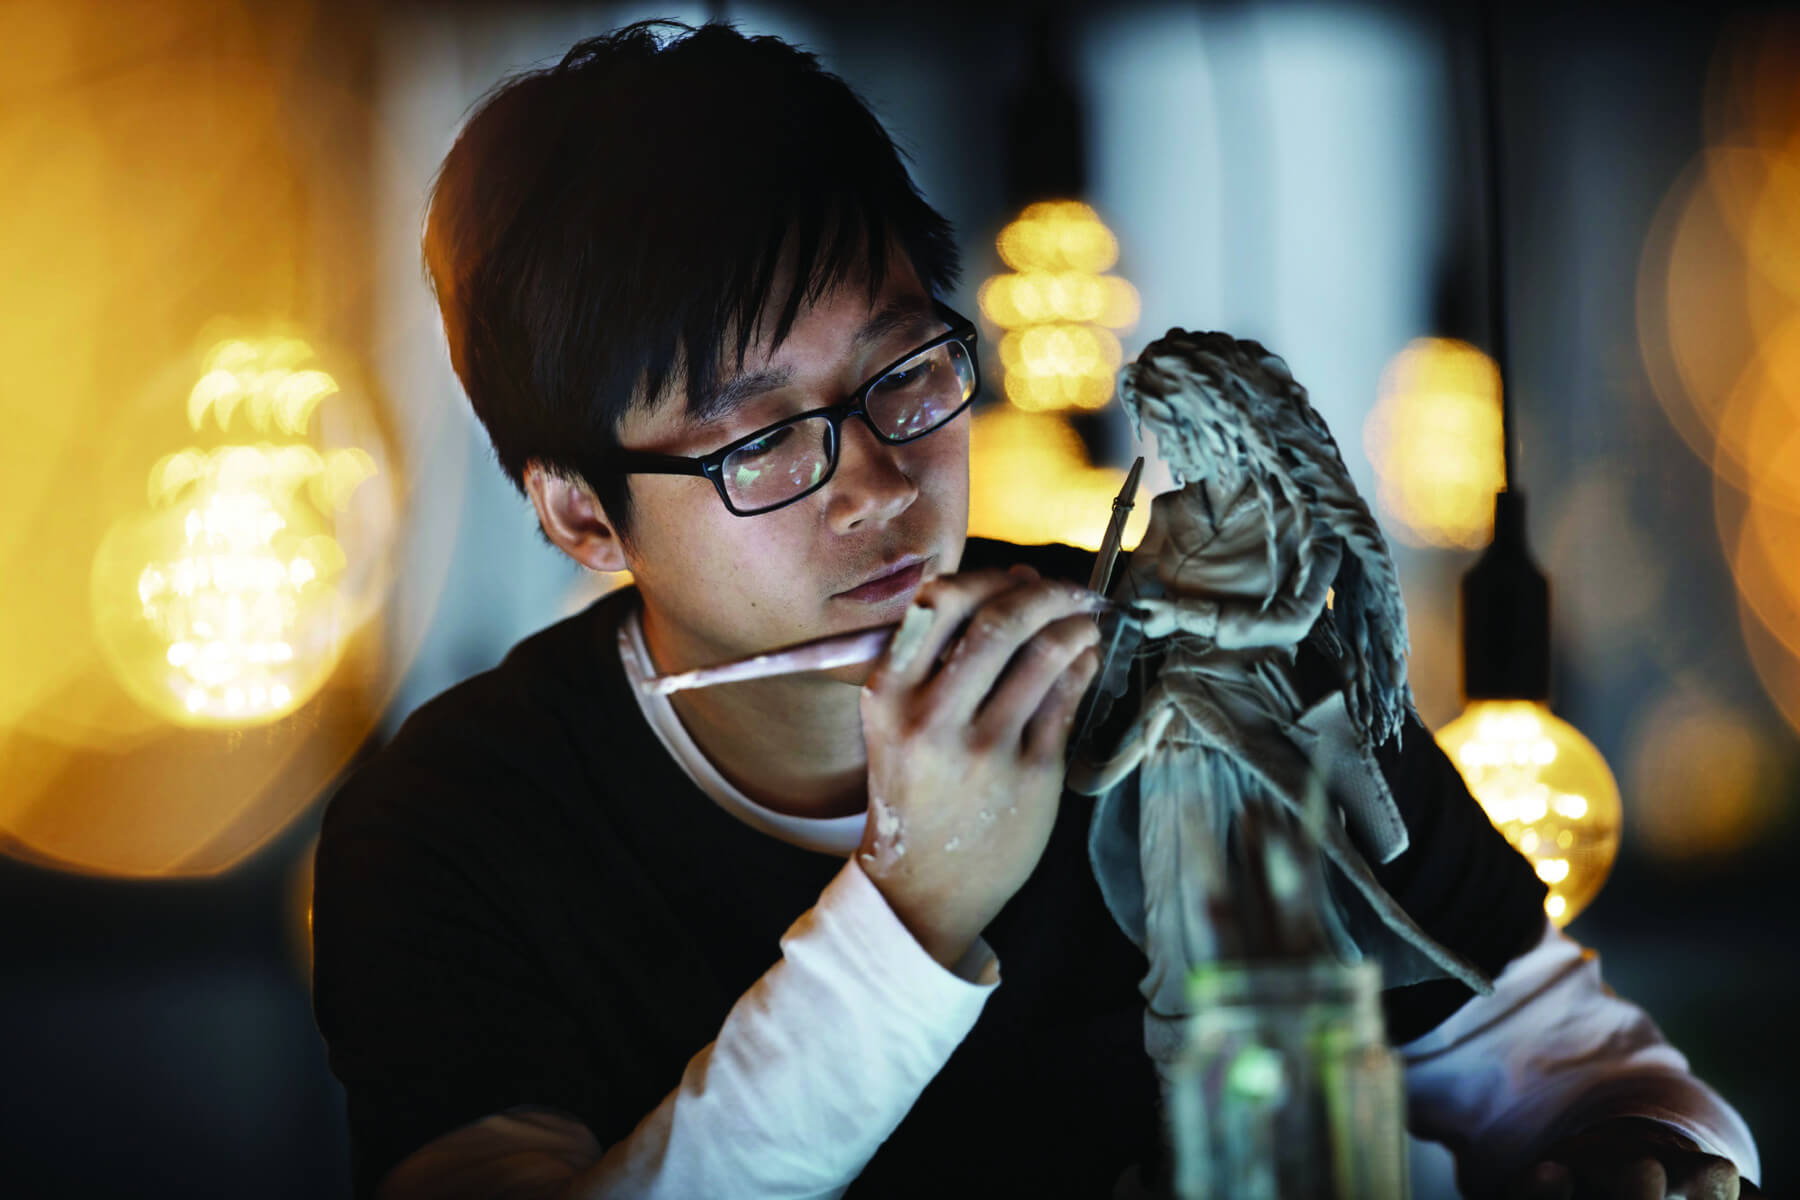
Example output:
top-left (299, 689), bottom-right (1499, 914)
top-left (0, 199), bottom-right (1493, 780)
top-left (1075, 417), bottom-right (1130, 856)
top-left (312, 20), bottom-right (1760, 1199)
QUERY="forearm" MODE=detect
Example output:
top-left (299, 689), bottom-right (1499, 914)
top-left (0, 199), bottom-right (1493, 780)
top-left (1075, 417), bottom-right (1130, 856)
top-left (1398, 918), bottom-right (1760, 1194)
top-left (566, 858), bottom-right (998, 1199)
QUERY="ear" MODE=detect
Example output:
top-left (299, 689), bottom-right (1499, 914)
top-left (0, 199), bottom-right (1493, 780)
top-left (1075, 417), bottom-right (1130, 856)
top-left (523, 464), bottom-right (631, 574)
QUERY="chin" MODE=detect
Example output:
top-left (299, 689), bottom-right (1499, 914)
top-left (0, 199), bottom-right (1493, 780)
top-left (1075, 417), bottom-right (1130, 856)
top-left (824, 660), bottom-right (878, 688)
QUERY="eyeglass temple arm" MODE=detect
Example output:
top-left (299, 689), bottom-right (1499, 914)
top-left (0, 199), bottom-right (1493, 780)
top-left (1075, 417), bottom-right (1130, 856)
top-left (602, 451), bottom-right (711, 477)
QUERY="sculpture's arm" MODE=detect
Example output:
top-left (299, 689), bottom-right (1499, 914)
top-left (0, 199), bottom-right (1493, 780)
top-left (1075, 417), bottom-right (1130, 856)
top-left (1212, 534), bottom-right (1341, 651)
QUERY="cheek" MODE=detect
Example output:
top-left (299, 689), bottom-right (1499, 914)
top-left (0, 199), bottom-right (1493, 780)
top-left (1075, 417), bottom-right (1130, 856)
top-left (627, 481), bottom-right (740, 584)
top-left (920, 426), bottom-right (971, 513)
top-left (669, 500), bottom-right (815, 601)
top-left (910, 421), bottom-right (969, 482)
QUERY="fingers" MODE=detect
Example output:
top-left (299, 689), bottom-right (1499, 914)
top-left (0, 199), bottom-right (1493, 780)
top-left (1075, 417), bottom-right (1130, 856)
top-left (1517, 1147), bottom-right (1740, 1200)
top-left (1583, 1155), bottom-right (1664, 1199)
top-left (1511, 1155), bottom-right (1665, 1200)
top-left (865, 565), bottom-right (1036, 695)
top-left (1021, 643), bottom-right (1101, 760)
top-left (975, 613), bottom-right (1100, 739)
top-left (1661, 1154), bottom-right (1739, 1199)
top-left (916, 575), bottom-right (1104, 726)
top-left (1509, 1119), bottom-right (1743, 1200)
top-left (1634, 1150), bottom-right (1738, 1200)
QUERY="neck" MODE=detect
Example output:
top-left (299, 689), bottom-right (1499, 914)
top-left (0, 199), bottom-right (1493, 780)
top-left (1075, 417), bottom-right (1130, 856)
top-left (669, 674), bottom-right (869, 819)
top-left (638, 605), bottom-right (870, 820)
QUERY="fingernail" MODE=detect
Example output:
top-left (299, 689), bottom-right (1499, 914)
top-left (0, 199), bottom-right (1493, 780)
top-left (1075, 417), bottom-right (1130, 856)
top-left (885, 603), bottom-right (936, 673)
top-left (1075, 590), bottom-right (1112, 613)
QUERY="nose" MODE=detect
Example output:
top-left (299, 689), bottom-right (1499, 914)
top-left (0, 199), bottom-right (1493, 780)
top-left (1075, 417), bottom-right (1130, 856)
top-left (826, 417), bottom-right (918, 532)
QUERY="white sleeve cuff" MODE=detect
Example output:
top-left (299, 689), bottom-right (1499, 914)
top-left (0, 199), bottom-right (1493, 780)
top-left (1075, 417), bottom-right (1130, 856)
top-left (1398, 918), bottom-right (1761, 1189)
top-left (580, 859), bottom-right (998, 1199)
top-left (817, 855), bottom-right (1001, 993)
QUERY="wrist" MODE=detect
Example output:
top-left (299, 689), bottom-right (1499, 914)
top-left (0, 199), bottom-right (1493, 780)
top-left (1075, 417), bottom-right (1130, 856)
top-left (855, 857), bottom-right (986, 973)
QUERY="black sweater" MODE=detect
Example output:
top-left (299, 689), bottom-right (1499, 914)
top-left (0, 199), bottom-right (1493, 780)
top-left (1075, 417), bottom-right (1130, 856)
top-left (311, 538), bottom-right (1544, 1197)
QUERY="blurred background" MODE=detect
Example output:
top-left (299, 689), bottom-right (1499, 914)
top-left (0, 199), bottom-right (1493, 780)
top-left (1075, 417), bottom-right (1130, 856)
top-left (2, 0), bottom-right (1795, 1194)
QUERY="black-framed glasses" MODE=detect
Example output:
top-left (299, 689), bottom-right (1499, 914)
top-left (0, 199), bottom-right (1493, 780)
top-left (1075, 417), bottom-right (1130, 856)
top-left (605, 301), bottom-right (980, 516)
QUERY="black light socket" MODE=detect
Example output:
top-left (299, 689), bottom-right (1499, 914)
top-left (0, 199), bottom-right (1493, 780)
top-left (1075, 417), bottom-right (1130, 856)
top-left (1461, 490), bottom-right (1550, 701)
top-left (1004, 9), bottom-right (1085, 209)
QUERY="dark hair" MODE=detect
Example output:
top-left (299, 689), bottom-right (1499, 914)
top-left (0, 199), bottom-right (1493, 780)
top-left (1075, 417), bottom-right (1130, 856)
top-left (423, 19), bottom-right (961, 540)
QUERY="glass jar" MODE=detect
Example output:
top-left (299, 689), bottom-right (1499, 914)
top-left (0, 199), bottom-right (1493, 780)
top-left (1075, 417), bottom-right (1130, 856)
top-left (1167, 959), bottom-right (1408, 1200)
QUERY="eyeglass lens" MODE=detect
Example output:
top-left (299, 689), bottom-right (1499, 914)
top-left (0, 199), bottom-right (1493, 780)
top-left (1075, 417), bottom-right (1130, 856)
top-left (720, 337), bottom-right (975, 513)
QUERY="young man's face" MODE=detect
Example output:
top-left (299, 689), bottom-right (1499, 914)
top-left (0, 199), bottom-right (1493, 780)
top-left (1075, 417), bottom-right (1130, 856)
top-left (617, 257), bottom-right (971, 671)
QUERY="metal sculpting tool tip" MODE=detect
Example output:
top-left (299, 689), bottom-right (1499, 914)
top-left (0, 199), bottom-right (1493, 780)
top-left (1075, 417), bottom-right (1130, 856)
top-left (1089, 455), bottom-right (1145, 595)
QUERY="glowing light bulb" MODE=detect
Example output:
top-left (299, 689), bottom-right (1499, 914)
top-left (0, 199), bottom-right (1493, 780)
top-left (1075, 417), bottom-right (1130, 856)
top-left (1362, 338), bottom-right (1506, 549)
top-left (92, 335), bottom-right (393, 729)
top-left (1435, 699), bottom-right (1623, 926)
top-left (980, 200), bottom-right (1138, 414)
top-left (967, 408), bottom-right (1150, 551)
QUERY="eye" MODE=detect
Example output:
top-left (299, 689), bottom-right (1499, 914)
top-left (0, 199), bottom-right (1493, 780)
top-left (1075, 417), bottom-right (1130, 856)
top-left (873, 357), bottom-right (937, 395)
top-left (733, 424), bottom-right (793, 461)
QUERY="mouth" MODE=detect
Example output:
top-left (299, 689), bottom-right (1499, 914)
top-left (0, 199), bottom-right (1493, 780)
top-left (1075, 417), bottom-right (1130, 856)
top-left (834, 555), bottom-right (930, 605)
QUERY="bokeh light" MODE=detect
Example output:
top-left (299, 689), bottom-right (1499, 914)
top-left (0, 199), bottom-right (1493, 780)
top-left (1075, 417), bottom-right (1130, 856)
top-left (0, 0), bottom-right (406, 877)
top-left (1544, 469), bottom-right (1670, 670)
top-left (1400, 573), bottom-right (1463, 734)
top-left (0, 329), bottom-right (399, 878)
top-left (979, 200), bottom-right (1140, 413)
top-left (1740, 593), bottom-right (1800, 739)
top-left (967, 408), bottom-right (1149, 552)
top-left (1638, 11), bottom-right (1800, 743)
top-left (91, 337), bottom-right (390, 727)
top-left (1362, 337), bottom-right (1505, 549)
top-left (1436, 700), bottom-right (1623, 927)
top-left (1626, 689), bottom-right (1780, 862)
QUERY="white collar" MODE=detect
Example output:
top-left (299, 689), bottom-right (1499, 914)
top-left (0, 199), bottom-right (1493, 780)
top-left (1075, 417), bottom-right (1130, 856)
top-left (615, 604), bottom-right (865, 858)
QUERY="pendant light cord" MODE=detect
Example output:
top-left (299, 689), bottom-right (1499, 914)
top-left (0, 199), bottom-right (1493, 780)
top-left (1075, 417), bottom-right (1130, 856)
top-left (1479, 0), bottom-right (1517, 493)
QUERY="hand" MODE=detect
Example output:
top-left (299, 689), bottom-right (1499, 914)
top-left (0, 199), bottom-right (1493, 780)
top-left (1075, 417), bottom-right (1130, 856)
top-left (1505, 1117), bottom-right (1757, 1199)
top-left (857, 565), bottom-right (1102, 970)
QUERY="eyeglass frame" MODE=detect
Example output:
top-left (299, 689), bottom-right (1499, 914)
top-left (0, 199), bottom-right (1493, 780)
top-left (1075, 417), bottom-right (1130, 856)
top-left (600, 300), bottom-right (980, 516)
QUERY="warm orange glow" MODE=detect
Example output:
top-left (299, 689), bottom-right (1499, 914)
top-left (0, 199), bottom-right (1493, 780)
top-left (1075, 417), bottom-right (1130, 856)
top-left (1436, 700), bottom-right (1623, 927)
top-left (996, 200), bottom-right (1121, 274)
top-left (1639, 12), bottom-right (1800, 756)
top-left (1362, 338), bottom-right (1505, 549)
top-left (967, 408), bottom-right (1150, 552)
top-left (1719, 490), bottom-right (1800, 664)
top-left (290, 835), bottom-right (318, 978)
top-left (1399, 586), bottom-right (1463, 734)
top-left (980, 272), bottom-right (1139, 329)
top-left (1740, 594), bottom-right (1800, 740)
top-left (1626, 690), bottom-right (1779, 861)
top-left (0, 4), bottom-right (406, 878)
top-left (91, 339), bottom-right (385, 728)
top-left (981, 201), bottom-right (1139, 415)
top-left (1639, 149), bottom-right (1794, 489)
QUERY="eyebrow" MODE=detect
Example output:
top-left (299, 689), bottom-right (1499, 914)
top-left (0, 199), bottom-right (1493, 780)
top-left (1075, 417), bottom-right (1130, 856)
top-left (852, 297), bottom-right (938, 353)
top-left (692, 298), bottom-right (939, 423)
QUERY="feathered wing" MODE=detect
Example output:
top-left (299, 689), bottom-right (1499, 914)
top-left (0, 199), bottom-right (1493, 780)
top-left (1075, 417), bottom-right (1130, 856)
top-left (1276, 388), bottom-right (1413, 748)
